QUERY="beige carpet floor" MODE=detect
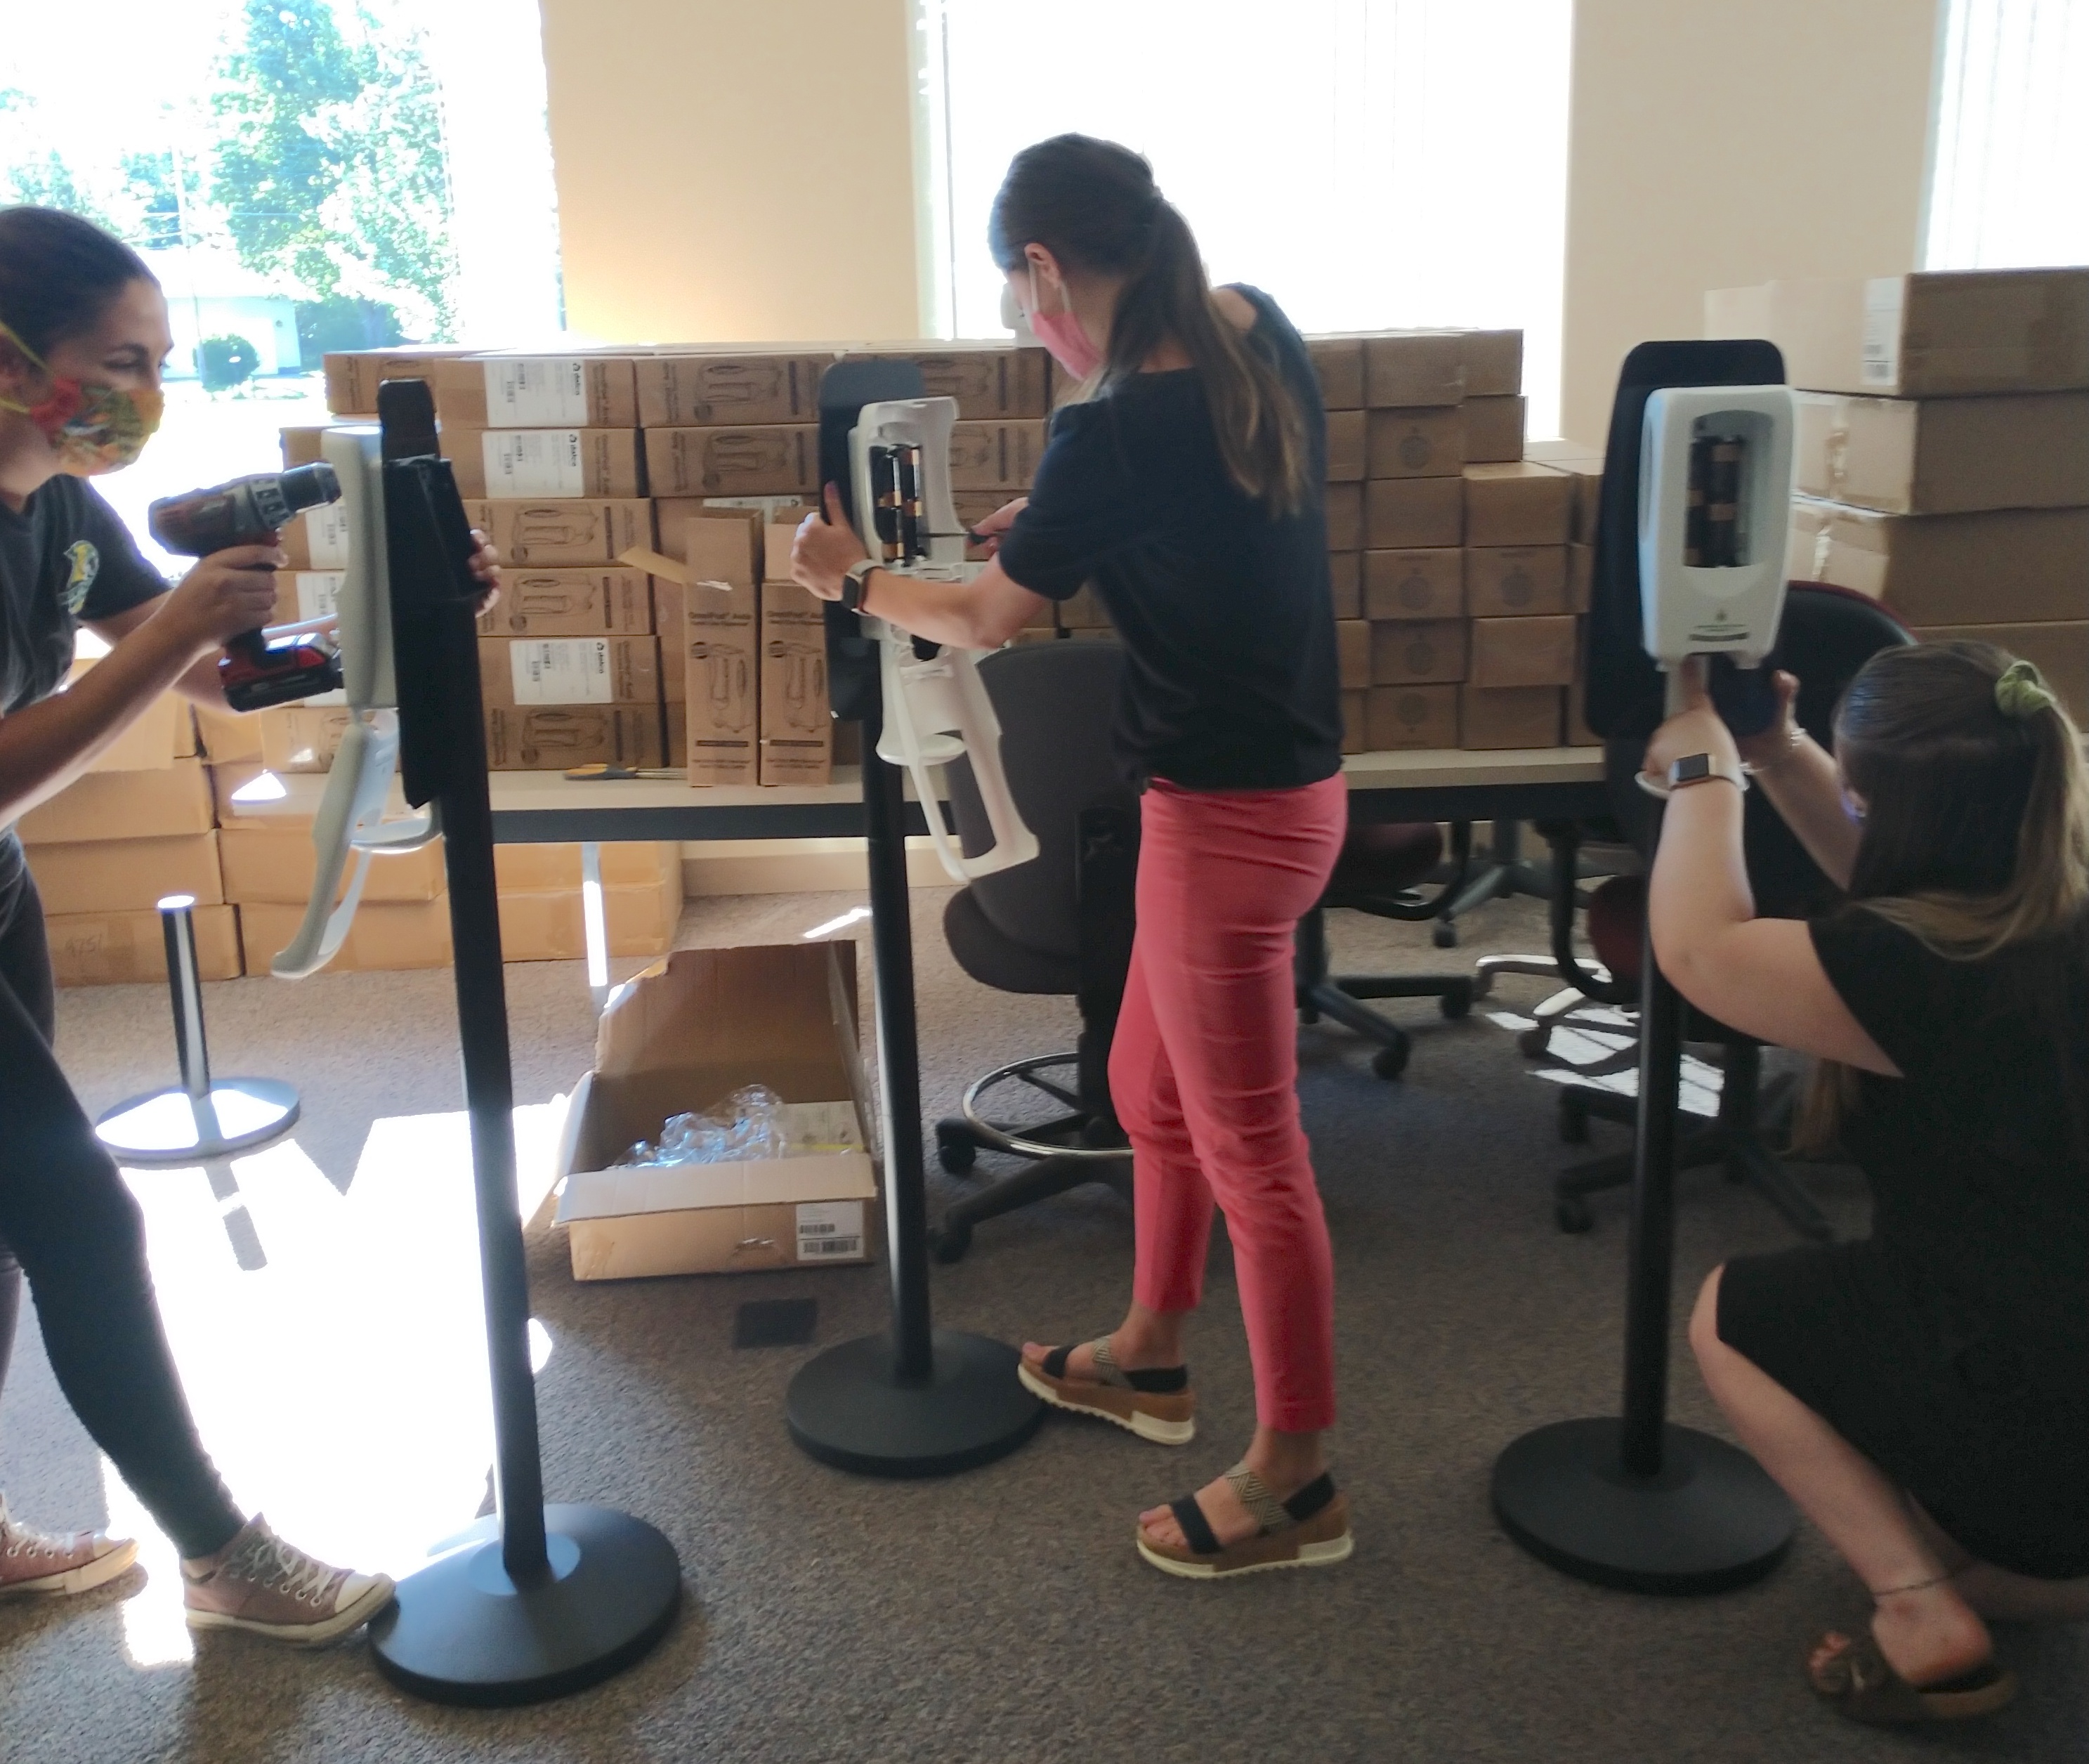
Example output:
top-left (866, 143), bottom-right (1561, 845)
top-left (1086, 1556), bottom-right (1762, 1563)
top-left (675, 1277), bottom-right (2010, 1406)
top-left (1, 884), bottom-right (2082, 1763)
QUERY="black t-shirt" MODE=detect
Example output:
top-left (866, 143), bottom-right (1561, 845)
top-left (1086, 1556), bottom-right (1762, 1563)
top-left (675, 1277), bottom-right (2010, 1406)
top-left (995, 285), bottom-right (1342, 790)
top-left (1809, 905), bottom-right (2089, 1331)
top-left (0, 476), bottom-right (168, 715)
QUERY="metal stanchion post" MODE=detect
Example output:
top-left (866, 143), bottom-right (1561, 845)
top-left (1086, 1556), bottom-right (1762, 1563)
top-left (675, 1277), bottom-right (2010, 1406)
top-left (93, 894), bottom-right (299, 1165)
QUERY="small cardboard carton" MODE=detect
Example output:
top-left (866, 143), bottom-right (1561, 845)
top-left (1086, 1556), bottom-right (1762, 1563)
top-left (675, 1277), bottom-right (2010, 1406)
top-left (1706, 269), bottom-right (2089, 398)
top-left (1366, 406), bottom-right (1465, 480)
top-left (1463, 462), bottom-right (1573, 547)
top-left (428, 355), bottom-right (641, 430)
top-left (661, 516), bottom-right (763, 786)
top-left (1366, 477), bottom-right (1464, 550)
top-left (1340, 688), bottom-right (1366, 754)
top-left (1324, 481), bottom-right (1365, 552)
top-left (240, 897), bottom-right (454, 973)
top-left (1370, 619), bottom-right (1468, 686)
top-left (219, 822), bottom-right (446, 905)
top-left (644, 426), bottom-right (819, 499)
top-left (1335, 620), bottom-right (1370, 690)
top-left (477, 636), bottom-right (662, 711)
top-left (1465, 546), bottom-right (1569, 618)
top-left (1325, 409), bottom-right (1366, 483)
top-left (26, 831), bottom-right (224, 916)
top-left (1791, 390), bottom-right (2089, 516)
top-left (759, 579), bottom-right (833, 786)
top-left (1366, 683), bottom-right (1459, 750)
top-left (46, 903), bottom-right (242, 985)
top-left (634, 352), bottom-right (830, 429)
top-left (1455, 330), bottom-right (1524, 398)
top-left (1788, 500), bottom-right (2088, 626)
top-left (1904, 620), bottom-right (2088, 725)
top-left (477, 568), bottom-right (653, 638)
top-left (1468, 614), bottom-right (1578, 688)
top-left (1307, 337), bottom-right (1364, 410)
top-left (496, 870), bottom-right (684, 962)
top-left (482, 707), bottom-right (665, 771)
top-left (447, 429), bottom-right (645, 501)
top-left (466, 500), bottom-right (654, 568)
top-left (554, 942), bottom-right (878, 1280)
top-left (1365, 547), bottom-right (1464, 621)
top-left (1362, 332), bottom-right (1465, 407)
top-left (1328, 551), bottom-right (1362, 621)
top-left (948, 420), bottom-right (1049, 491)
top-left (1462, 393), bottom-right (1526, 464)
top-left (18, 758), bottom-right (216, 846)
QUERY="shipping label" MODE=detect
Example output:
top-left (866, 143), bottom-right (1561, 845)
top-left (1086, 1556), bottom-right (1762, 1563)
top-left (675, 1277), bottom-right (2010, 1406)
top-left (1861, 279), bottom-right (1904, 388)
top-left (485, 358), bottom-right (591, 426)
top-left (483, 429), bottom-right (587, 498)
top-left (294, 572), bottom-right (345, 620)
top-left (301, 502), bottom-right (355, 570)
top-left (509, 638), bottom-right (613, 705)
top-left (795, 1201), bottom-right (865, 1261)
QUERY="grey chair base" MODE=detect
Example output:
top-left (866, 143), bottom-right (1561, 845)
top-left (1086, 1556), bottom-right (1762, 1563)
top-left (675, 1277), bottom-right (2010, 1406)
top-left (931, 1052), bottom-right (1130, 1264)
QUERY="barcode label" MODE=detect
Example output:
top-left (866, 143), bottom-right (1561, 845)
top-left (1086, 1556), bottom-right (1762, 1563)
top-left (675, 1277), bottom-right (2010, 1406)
top-left (485, 358), bottom-right (590, 426)
top-left (294, 571), bottom-right (345, 620)
top-left (301, 503), bottom-right (354, 569)
top-left (796, 1201), bottom-right (865, 1262)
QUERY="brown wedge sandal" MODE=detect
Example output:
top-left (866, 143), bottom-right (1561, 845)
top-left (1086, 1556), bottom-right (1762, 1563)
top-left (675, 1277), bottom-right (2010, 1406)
top-left (1809, 1631), bottom-right (2019, 1725)
top-left (1018, 1338), bottom-right (1196, 1445)
top-left (1137, 1463), bottom-right (1354, 1580)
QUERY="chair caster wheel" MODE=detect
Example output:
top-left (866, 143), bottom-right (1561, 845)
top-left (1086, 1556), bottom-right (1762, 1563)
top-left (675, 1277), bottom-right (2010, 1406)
top-left (1370, 1042), bottom-right (1410, 1080)
top-left (934, 1121), bottom-right (977, 1175)
top-left (1517, 1025), bottom-right (1552, 1059)
top-left (930, 1222), bottom-right (971, 1263)
top-left (1440, 984), bottom-right (1472, 1021)
top-left (1432, 922), bottom-right (1459, 950)
top-left (1555, 1198), bottom-right (1594, 1234)
top-left (1558, 1093), bottom-right (1590, 1143)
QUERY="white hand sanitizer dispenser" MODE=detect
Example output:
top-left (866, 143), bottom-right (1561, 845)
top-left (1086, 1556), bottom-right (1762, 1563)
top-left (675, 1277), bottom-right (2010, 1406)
top-left (268, 426), bottom-right (439, 977)
top-left (846, 396), bottom-right (1040, 883)
top-left (1637, 384), bottom-right (1796, 714)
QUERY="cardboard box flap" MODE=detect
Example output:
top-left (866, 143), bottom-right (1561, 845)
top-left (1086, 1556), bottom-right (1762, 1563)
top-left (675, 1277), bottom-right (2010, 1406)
top-left (596, 942), bottom-right (857, 1079)
top-left (558, 1147), bottom-right (876, 1225)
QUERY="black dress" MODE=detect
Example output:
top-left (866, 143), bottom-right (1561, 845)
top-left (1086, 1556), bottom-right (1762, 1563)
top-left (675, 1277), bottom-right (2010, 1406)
top-left (1717, 906), bottom-right (2089, 1579)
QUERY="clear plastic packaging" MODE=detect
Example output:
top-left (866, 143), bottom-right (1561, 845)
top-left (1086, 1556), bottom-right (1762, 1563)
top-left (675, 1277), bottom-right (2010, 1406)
top-left (615, 1085), bottom-right (792, 1168)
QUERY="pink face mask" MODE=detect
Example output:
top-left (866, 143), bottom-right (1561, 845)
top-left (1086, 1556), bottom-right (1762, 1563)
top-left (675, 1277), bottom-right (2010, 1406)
top-left (1027, 263), bottom-right (1104, 381)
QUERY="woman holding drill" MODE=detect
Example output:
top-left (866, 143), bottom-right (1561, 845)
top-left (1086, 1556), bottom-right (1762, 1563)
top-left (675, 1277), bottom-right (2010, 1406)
top-left (0, 205), bottom-right (492, 1642)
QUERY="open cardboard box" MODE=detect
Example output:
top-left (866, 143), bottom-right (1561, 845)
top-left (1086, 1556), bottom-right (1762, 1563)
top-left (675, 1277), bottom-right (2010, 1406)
top-left (553, 941), bottom-right (878, 1280)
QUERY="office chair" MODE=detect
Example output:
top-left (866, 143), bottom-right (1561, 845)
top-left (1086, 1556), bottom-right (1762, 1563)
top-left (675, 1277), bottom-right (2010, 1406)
top-left (1521, 583), bottom-right (1914, 1234)
top-left (1295, 819), bottom-right (1477, 1080)
top-left (930, 639), bottom-right (1137, 1263)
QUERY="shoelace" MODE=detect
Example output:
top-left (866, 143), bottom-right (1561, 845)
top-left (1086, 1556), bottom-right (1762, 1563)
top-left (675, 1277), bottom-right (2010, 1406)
top-left (228, 1530), bottom-right (336, 1607)
top-left (0, 1507), bottom-right (75, 1561)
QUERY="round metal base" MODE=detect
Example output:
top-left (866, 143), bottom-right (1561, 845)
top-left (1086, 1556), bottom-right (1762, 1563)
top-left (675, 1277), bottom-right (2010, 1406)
top-left (960, 1053), bottom-right (1124, 1163)
top-left (93, 1078), bottom-right (300, 1165)
top-left (367, 1503), bottom-right (681, 1707)
top-left (1492, 1417), bottom-right (1795, 1595)
top-left (786, 1328), bottom-right (1044, 1477)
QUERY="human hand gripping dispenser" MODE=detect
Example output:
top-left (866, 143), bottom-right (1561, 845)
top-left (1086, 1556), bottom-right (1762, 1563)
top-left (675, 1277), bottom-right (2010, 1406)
top-left (827, 370), bottom-right (1037, 882)
top-left (264, 425), bottom-right (440, 976)
top-left (1635, 383), bottom-right (1795, 717)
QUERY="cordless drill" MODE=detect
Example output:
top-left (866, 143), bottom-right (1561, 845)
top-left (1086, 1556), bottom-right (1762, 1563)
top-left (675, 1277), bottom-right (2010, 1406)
top-left (148, 464), bottom-right (346, 712)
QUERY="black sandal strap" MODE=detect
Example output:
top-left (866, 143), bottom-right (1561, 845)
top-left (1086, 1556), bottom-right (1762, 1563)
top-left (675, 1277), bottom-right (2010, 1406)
top-left (1040, 1345), bottom-right (1072, 1379)
top-left (1283, 1472), bottom-right (1337, 1524)
top-left (1170, 1494), bottom-right (1222, 1557)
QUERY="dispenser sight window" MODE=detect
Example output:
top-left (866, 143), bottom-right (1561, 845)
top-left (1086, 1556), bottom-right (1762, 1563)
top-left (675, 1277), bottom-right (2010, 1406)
top-left (870, 443), bottom-right (928, 564)
top-left (1686, 426), bottom-right (1746, 568)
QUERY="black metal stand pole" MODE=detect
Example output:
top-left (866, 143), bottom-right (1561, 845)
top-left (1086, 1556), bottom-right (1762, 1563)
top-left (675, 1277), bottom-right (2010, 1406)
top-left (1489, 877), bottom-right (1795, 1594)
top-left (93, 894), bottom-right (299, 1165)
top-left (863, 728), bottom-right (935, 1380)
top-left (365, 403), bottom-right (680, 1704)
top-left (784, 701), bottom-right (1044, 1476)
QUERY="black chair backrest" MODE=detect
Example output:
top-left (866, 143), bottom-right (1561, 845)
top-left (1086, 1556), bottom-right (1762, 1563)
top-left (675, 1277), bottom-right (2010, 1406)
top-left (1602, 580), bottom-right (1913, 917)
top-left (945, 639), bottom-right (1127, 963)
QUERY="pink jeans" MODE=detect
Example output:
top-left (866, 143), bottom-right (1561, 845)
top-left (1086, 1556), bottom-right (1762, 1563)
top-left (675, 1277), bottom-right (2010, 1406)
top-left (1109, 773), bottom-right (1348, 1432)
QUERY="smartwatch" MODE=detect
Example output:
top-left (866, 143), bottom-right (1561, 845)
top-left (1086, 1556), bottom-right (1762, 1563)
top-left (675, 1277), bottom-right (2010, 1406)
top-left (1637, 752), bottom-right (1747, 801)
top-left (840, 558), bottom-right (879, 615)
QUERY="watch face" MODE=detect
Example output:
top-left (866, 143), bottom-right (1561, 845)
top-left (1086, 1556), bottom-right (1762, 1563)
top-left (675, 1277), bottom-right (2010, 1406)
top-left (1674, 753), bottom-right (1712, 783)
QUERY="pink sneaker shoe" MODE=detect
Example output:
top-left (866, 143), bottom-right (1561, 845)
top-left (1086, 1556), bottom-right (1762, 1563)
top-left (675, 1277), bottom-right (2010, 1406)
top-left (182, 1516), bottom-right (394, 1645)
top-left (0, 1497), bottom-right (139, 1598)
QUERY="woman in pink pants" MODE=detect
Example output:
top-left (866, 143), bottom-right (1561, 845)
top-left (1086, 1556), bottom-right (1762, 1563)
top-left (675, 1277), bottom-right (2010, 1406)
top-left (792, 134), bottom-right (1351, 1579)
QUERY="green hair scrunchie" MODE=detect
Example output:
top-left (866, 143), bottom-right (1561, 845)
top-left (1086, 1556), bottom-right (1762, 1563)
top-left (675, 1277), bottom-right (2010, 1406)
top-left (1994, 659), bottom-right (2058, 721)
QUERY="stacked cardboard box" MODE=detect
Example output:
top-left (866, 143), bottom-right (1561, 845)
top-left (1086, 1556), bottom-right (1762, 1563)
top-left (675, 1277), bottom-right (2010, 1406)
top-left (22, 697), bottom-right (241, 984)
top-left (1709, 267), bottom-right (2089, 722)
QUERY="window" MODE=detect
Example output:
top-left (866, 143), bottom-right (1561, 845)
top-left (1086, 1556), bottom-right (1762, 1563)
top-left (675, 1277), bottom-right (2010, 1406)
top-left (1, 1), bottom-right (563, 570)
top-left (915, 0), bottom-right (1574, 437)
top-left (1925, 0), bottom-right (2089, 271)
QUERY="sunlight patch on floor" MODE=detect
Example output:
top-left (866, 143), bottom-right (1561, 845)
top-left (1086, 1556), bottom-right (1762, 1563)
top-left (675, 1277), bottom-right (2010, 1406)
top-left (105, 1099), bottom-right (567, 1668)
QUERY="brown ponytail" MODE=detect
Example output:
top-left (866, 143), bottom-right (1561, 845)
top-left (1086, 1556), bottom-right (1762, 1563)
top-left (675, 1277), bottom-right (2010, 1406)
top-left (987, 134), bottom-right (1313, 517)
